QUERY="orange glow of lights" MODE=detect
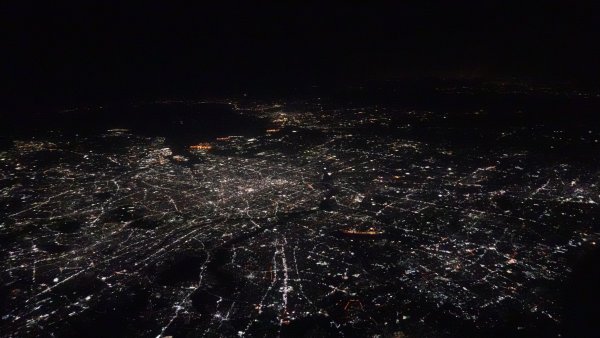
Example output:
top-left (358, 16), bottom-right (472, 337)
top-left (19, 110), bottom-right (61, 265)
top-left (341, 227), bottom-right (383, 236)
top-left (189, 143), bottom-right (213, 151)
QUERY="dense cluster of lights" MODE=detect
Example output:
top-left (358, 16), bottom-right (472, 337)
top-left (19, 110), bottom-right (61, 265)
top-left (0, 100), bottom-right (598, 337)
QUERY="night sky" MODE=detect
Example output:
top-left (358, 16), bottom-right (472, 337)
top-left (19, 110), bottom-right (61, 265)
top-left (5, 2), bottom-right (600, 104)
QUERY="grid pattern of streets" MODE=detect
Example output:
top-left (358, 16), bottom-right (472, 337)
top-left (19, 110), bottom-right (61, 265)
top-left (1, 102), bottom-right (599, 337)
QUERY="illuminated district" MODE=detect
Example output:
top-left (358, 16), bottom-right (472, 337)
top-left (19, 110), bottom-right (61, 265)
top-left (0, 100), bottom-right (598, 337)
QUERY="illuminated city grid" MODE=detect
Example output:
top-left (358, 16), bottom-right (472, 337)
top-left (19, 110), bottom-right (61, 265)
top-left (0, 100), bottom-right (598, 337)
